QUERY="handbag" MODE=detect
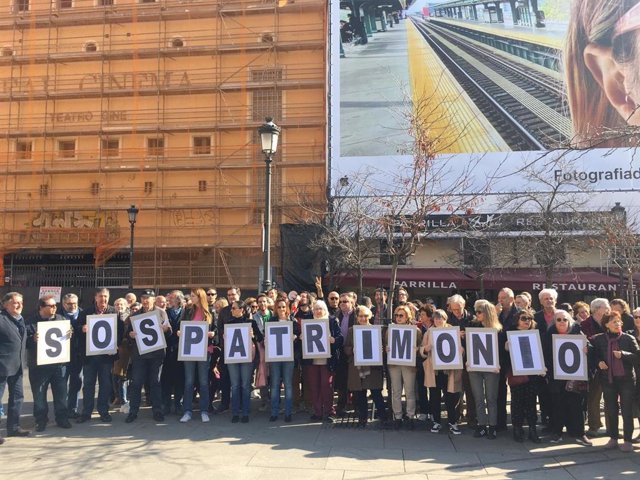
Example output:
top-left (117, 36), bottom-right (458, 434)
top-left (507, 372), bottom-right (529, 387)
top-left (565, 380), bottom-right (588, 393)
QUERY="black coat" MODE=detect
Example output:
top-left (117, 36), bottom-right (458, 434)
top-left (0, 309), bottom-right (27, 377)
top-left (590, 331), bottom-right (640, 383)
top-left (543, 322), bottom-right (585, 391)
top-left (499, 304), bottom-right (520, 331)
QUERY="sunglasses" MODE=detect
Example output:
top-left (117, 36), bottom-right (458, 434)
top-left (519, 317), bottom-right (533, 322)
top-left (394, 313), bottom-right (405, 317)
top-left (339, 300), bottom-right (350, 304)
top-left (634, 315), bottom-right (640, 319)
top-left (44, 304), bottom-right (57, 308)
top-left (555, 318), bottom-right (568, 323)
top-left (328, 297), bottom-right (339, 300)
top-left (475, 310), bottom-right (483, 314)
top-left (206, 293), bottom-right (216, 296)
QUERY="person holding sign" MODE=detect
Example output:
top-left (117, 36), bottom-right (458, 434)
top-left (178, 288), bottom-right (216, 423)
top-left (226, 300), bottom-right (263, 424)
top-left (77, 288), bottom-right (123, 424)
top-left (542, 310), bottom-right (591, 446)
top-left (268, 299), bottom-right (299, 422)
top-left (468, 300), bottom-right (504, 440)
top-left (421, 309), bottom-right (463, 435)
top-left (387, 305), bottom-right (422, 430)
top-left (0, 292), bottom-right (31, 440)
top-left (302, 301), bottom-right (342, 423)
top-left (505, 311), bottom-right (542, 444)
top-left (25, 295), bottom-right (73, 432)
top-left (591, 312), bottom-right (640, 453)
top-left (343, 306), bottom-right (386, 427)
top-left (628, 308), bottom-right (640, 443)
top-left (124, 290), bottom-right (171, 424)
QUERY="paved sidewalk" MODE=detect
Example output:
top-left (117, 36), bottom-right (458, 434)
top-left (2, 404), bottom-right (638, 480)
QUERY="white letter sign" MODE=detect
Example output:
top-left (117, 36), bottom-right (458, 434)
top-left (431, 326), bottom-right (463, 370)
top-left (302, 319), bottom-right (331, 359)
top-left (552, 334), bottom-right (588, 381)
top-left (131, 310), bottom-right (167, 355)
top-left (224, 323), bottom-right (253, 364)
top-left (37, 320), bottom-right (71, 365)
top-left (86, 314), bottom-right (117, 356)
top-left (178, 321), bottom-right (209, 362)
top-left (353, 325), bottom-right (383, 366)
top-left (465, 328), bottom-right (498, 372)
top-left (387, 325), bottom-right (417, 366)
top-left (265, 322), bottom-right (294, 362)
top-left (507, 330), bottom-right (545, 376)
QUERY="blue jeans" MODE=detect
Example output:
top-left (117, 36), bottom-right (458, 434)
top-left (0, 369), bottom-right (24, 433)
top-left (270, 361), bottom-right (294, 417)
top-left (66, 355), bottom-right (83, 413)
top-left (129, 355), bottom-right (164, 415)
top-left (0, 379), bottom-right (5, 417)
top-left (82, 358), bottom-right (113, 416)
top-left (227, 362), bottom-right (253, 416)
top-left (183, 359), bottom-right (210, 413)
top-left (29, 364), bottom-right (69, 425)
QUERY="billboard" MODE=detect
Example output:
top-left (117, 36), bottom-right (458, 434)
top-left (331, 0), bottom-right (640, 216)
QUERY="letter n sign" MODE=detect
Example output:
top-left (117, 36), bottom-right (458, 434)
top-left (465, 328), bottom-right (498, 372)
top-left (86, 314), bottom-right (118, 356)
top-left (552, 335), bottom-right (588, 381)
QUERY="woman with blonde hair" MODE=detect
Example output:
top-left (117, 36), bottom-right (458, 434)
top-left (421, 309), bottom-right (463, 435)
top-left (387, 304), bottom-right (423, 429)
top-left (468, 299), bottom-right (504, 439)
top-left (565, 1), bottom-right (640, 147)
top-left (178, 288), bottom-right (215, 423)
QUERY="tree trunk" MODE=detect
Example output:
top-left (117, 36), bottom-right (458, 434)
top-left (628, 270), bottom-right (635, 310)
top-left (479, 273), bottom-right (485, 300)
top-left (387, 259), bottom-right (399, 315)
top-left (357, 263), bottom-right (364, 300)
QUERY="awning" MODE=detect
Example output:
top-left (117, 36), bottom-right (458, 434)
top-left (471, 268), bottom-right (620, 294)
top-left (340, 268), bottom-right (476, 290)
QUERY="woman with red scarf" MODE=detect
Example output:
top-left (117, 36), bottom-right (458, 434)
top-left (591, 312), bottom-right (640, 452)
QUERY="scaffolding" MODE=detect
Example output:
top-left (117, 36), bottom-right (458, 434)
top-left (0, 0), bottom-right (328, 289)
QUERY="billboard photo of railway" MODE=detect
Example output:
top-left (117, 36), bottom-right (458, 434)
top-left (335, 0), bottom-right (638, 158)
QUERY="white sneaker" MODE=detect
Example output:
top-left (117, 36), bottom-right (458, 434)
top-left (431, 422), bottom-right (442, 433)
top-left (179, 412), bottom-right (192, 423)
top-left (417, 414), bottom-right (427, 421)
top-left (448, 422), bottom-right (462, 435)
top-left (201, 412), bottom-right (210, 423)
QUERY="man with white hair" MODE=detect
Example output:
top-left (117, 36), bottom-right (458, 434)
top-left (535, 288), bottom-right (558, 335)
top-left (581, 298), bottom-right (611, 438)
top-left (448, 294), bottom-right (476, 427)
top-left (534, 288), bottom-right (558, 427)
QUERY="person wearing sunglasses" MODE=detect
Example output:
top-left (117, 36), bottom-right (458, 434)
top-left (505, 311), bottom-right (542, 444)
top-left (468, 300), bottom-right (504, 440)
top-left (387, 305), bottom-right (422, 430)
top-left (269, 299), bottom-right (299, 422)
top-left (25, 295), bottom-right (73, 432)
top-left (591, 311), bottom-right (640, 452)
top-left (252, 294), bottom-right (273, 413)
top-left (566, 1), bottom-right (640, 147)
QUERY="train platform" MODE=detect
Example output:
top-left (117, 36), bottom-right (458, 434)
top-left (340, 17), bottom-right (510, 156)
top-left (430, 16), bottom-right (566, 50)
top-left (340, 19), bottom-right (414, 157)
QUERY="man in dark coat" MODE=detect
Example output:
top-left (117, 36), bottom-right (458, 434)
top-left (0, 292), bottom-right (30, 442)
top-left (25, 295), bottom-right (72, 432)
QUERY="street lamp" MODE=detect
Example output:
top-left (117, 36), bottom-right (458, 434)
top-left (258, 117), bottom-right (281, 292)
top-left (127, 204), bottom-right (139, 289)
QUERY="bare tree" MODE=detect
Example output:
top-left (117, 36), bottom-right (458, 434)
top-left (497, 153), bottom-right (594, 286)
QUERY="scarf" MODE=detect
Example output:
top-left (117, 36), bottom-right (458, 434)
top-left (607, 332), bottom-right (625, 383)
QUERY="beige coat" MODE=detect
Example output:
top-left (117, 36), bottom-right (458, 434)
top-left (421, 327), bottom-right (463, 393)
top-left (344, 327), bottom-right (384, 391)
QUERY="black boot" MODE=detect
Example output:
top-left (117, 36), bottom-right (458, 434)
top-left (528, 425), bottom-right (541, 443)
top-left (513, 425), bottom-right (524, 443)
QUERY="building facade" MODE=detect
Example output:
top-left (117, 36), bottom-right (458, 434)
top-left (0, 0), bottom-right (328, 290)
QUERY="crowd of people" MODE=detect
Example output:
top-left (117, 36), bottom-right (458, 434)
top-left (1, 285), bottom-right (639, 453)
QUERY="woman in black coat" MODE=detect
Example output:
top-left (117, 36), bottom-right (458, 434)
top-left (543, 309), bottom-right (591, 446)
top-left (591, 312), bottom-right (640, 452)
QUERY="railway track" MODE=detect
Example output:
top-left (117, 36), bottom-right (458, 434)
top-left (411, 17), bottom-right (571, 151)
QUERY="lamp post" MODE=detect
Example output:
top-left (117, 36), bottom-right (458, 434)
top-left (258, 117), bottom-right (281, 292)
top-left (127, 205), bottom-right (139, 289)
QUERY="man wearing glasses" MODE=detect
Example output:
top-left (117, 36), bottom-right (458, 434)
top-left (206, 289), bottom-right (217, 317)
top-left (61, 293), bottom-right (82, 418)
top-left (25, 295), bottom-right (72, 432)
